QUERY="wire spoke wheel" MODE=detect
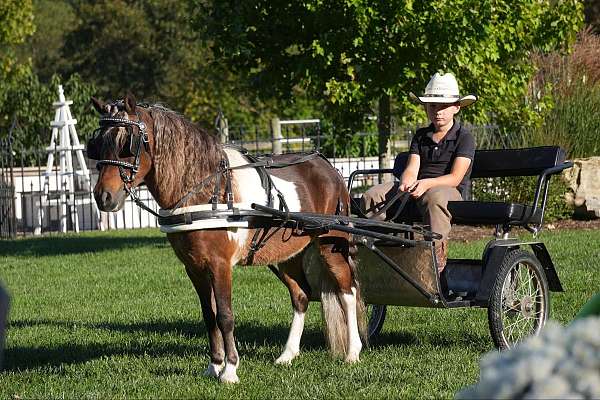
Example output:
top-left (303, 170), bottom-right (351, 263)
top-left (488, 249), bottom-right (549, 349)
top-left (367, 304), bottom-right (386, 339)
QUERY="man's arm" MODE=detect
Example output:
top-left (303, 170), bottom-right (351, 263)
top-left (400, 154), bottom-right (420, 191)
top-left (409, 156), bottom-right (472, 198)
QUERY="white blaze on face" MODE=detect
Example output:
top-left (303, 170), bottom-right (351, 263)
top-left (223, 149), bottom-right (301, 263)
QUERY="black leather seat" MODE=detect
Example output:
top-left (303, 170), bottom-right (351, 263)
top-left (447, 201), bottom-right (542, 226)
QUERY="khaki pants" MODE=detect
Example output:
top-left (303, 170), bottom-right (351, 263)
top-left (360, 182), bottom-right (462, 240)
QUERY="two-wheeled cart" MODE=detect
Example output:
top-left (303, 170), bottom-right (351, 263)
top-left (254, 146), bottom-right (572, 349)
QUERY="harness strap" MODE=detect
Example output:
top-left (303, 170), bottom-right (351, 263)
top-left (227, 152), bottom-right (321, 171)
top-left (246, 227), bottom-right (268, 265)
top-left (124, 185), bottom-right (161, 218)
top-left (211, 160), bottom-right (225, 211)
top-left (223, 159), bottom-right (234, 210)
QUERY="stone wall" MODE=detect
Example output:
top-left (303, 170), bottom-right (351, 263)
top-left (563, 157), bottom-right (600, 218)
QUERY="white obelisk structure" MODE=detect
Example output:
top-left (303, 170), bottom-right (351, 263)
top-left (37, 85), bottom-right (93, 234)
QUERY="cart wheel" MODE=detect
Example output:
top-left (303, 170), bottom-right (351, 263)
top-left (488, 249), bottom-right (549, 350)
top-left (367, 304), bottom-right (386, 339)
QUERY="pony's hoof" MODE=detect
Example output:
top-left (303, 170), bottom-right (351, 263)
top-left (203, 362), bottom-right (224, 378)
top-left (275, 350), bottom-right (299, 365)
top-left (219, 371), bottom-right (240, 384)
top-left (219, 363), bottom-right (240, 384)
top-left (345, 353), bottom-right (360, 363)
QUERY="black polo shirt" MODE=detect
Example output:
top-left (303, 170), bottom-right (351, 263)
top-left (408, 120), bottom-right (475, 194)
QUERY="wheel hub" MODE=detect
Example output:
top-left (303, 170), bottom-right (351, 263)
top-left (520, 295), bottom-right (534, 318)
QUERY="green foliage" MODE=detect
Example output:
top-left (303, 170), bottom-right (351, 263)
top-left (203, 0), bottom-right (584, 131)
top-left (62, 0), bottom-right (169, 99)
top-left (15, 0), bottom-right (77, 83)
top-left (319, 128), bottom-right (379, 158)
top-left (532, 82), bottom-right (600, 158)
top-left (48, 0), bottom-right (321, 129)
top-left (1, 71), bottom-right (96, 158)
top-left (472, 175), bottom-right (573, 222)
top-left (525, 31), bottom-right (600, 157)
top-left (0, 0), bottom-right (35, 46)
top-left (575, 292), bottom-right (600, 319)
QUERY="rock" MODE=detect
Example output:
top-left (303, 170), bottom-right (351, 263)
top-left (563, 157), bottom-right (600, 219)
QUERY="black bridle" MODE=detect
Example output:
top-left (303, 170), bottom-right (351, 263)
top-left (88, 113), bottom-right (149, 184)
top-left (87, 107), bottom-right (161, 216)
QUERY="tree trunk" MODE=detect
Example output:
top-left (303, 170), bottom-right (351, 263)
top-left (378, 94), bottom-right (392, 183)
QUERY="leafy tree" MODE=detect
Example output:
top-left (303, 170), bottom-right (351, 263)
top-left (61, 0), bottom-right (162, 99)
top-left (2, 72), bottom-right (97, 159)
top-left (202, 0), bottom-right (583, 166)
top-left (58, 0), bottom-right (321, 129)
top-left (1, 1), bottom-right (96, 157)
top-left (0, 0), bottom-right (35, 46)
top-left (1, 0), bottom-right (35, 141)
top-left (15, 0), bottom-right (78, 83)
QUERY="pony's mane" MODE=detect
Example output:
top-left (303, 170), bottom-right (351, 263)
top-left (148, 105), bottom-right (222, 205)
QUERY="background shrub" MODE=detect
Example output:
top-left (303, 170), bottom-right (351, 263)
top-left (529, 28), bottom-right (600, 158)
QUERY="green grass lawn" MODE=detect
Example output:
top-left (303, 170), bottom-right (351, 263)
top-left (0, 228), bottom-right (598, 399)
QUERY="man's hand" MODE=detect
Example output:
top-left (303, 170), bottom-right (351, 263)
top-left (399, 180), bottom-right (416, 192)
top-left (408, 179), bottom-right (433, 198)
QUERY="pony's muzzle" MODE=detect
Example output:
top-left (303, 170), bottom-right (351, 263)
top-left (94, 188), bottom-right (127, 212)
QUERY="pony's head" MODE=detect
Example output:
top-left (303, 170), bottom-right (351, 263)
top-left (88, 93), bottom-right (153, 211)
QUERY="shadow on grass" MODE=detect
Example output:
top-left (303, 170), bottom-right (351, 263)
top-left (370, 329), bottom-right (490, 352)
top-left (4, 318), bottom-right (326, 371)
top-left (6, 316), bottom-right (490, 371)
top-left (0, 234), bottom-right (169, 257)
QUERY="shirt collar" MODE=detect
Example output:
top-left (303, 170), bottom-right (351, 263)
top-left (425, 120), bottom-right (460, 142)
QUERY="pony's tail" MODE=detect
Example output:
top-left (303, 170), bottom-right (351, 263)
top-left (320, 273), bottom-right (348, 357)
top-left (320, 250), bottom-right (368, 357)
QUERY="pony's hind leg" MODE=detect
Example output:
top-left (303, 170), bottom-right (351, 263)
top-left (340, 286), bottom-right (362, 362)
top-left (184, 266), bottom-right (225, 378)
top-left (270, 254), bottom-right (311, 365)
top-left (318, 236), bottom-right (363, 363)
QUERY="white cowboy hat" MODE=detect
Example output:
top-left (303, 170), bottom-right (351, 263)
top-left (409, 72), bottom-right (477, 107)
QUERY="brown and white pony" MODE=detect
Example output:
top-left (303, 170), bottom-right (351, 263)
top-left (89, 94), bottom-right (366, 383)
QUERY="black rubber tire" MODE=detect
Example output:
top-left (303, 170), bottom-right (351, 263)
top-left (488, 249), bottom-right (550, 350)
top-left (367, 304), bottom-right (387, 339)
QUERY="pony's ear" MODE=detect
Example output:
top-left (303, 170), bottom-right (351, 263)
top-left (90, 97), bottom-right (106, 114)
top-left (124, 92), bottom-right (137, 114)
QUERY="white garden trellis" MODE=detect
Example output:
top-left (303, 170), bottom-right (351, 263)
top-left (37, 85), bottom-right (95, 234)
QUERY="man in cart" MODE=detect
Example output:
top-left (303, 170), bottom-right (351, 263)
top-left (361, 72), bottom-right (477, 285)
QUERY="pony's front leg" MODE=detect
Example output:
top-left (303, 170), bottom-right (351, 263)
top-left (184, 266), bottom-right (225, 378)
top-left (271, 257), bottom-right (310, 365)
top-left (211, 262), bottom-right (240, 384)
